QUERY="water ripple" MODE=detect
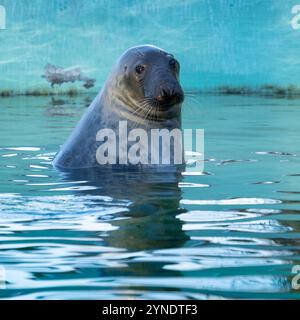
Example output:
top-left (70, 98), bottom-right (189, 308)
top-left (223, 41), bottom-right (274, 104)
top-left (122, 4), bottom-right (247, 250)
top-left (180, 198), bottom-right (282, 205)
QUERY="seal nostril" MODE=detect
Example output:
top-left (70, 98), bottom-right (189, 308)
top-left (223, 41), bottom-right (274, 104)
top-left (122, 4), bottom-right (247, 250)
top-left (155, 82), bottom-right (183, 107)
top-left (162, 89), bottom-right (168, 97)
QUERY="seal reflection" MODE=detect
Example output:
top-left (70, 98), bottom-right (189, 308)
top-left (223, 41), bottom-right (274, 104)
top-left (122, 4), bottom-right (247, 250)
top-left (58, 167), bottom-right (189, 277)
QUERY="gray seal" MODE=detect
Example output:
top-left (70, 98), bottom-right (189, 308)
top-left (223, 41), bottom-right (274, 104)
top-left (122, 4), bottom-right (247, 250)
top-left (53, 44), bottom-right (184, 169)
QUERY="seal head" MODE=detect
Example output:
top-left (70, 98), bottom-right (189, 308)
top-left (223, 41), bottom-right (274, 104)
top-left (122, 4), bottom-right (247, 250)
top-left (107, 45), bottom-right (184, 122)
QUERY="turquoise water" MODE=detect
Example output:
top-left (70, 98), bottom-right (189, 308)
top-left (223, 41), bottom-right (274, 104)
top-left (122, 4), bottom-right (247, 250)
top-left (0, 94), bottom-right (300, 299)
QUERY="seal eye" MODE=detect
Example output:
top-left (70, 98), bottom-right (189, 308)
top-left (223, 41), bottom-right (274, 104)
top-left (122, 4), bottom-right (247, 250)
top-left (135, 65), bottom-right (145, 74)
top-left (169, 59), bottom-right (176, 68)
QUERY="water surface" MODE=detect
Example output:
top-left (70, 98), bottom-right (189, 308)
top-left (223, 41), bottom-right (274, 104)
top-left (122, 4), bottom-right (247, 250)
top-left (0, 94), bottom-right (300, 299)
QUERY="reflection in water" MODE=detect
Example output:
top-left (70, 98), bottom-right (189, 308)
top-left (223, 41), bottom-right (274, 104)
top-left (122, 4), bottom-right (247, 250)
top-left (58, 167), bottom-right (189, 278)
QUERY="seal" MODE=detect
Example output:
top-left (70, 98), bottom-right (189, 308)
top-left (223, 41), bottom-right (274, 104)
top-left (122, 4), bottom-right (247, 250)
top-left (53, 45), bottom-right (184, 169)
